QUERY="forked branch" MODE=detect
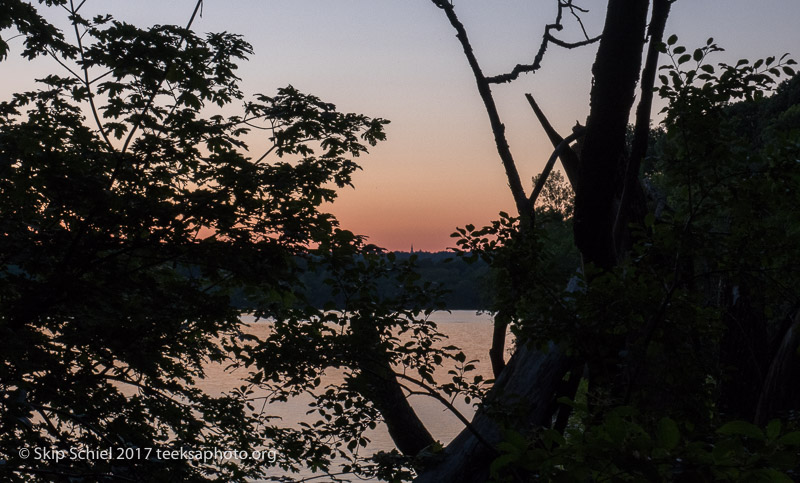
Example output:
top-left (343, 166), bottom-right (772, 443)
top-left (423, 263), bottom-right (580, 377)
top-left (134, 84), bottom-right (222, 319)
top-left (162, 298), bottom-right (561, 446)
top-left (486, 0), bottom-right (600, 84)
top-left (614, 0), bottom-right (673, 248)
top-left (395, 373), bottom-right (498, 455)
top-left (530, 126), bottom-right (585, 208)
top-left (525, 93), bottom-right (581, 189)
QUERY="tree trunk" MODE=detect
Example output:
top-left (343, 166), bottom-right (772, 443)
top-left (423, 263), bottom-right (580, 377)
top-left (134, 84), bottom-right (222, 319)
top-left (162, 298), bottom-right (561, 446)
top-left (350, 316), bottom-right (435, 456)
top-left (415, 345), bottom-right (570, 483)
top-left (355, 357), bottom-right (436, 456)
top-left (415, 1), bottom-right (659, 480)
top-left (571, 0), bottom-right (650, 404)
top-left (573, 0), bottom-right (650, 269)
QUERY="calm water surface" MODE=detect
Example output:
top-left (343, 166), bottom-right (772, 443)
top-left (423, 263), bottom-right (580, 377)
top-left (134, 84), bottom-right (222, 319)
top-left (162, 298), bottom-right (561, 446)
top-left (201, 310), bottom-right (497, 481)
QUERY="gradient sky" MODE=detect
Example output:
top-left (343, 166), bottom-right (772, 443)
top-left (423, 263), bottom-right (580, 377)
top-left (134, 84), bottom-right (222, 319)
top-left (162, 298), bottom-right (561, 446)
top-left (4, 1), bottom-right (799, 251)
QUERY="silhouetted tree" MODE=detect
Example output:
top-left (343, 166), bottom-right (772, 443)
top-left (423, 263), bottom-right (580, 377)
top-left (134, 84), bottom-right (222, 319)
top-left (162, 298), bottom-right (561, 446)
top-left (413, 1), bottom-right (800, 481)
top-left (0, 1), bottom-right (387, 480)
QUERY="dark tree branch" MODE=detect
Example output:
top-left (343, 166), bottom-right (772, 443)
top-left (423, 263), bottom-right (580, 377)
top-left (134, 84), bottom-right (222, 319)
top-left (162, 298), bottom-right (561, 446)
top-left (488, 312), bottom-right (509, 377)
top-left (415, 345), bottom-right (571, 482)
top-left (525, 93), bottom-right (581, 189)
top-left (44, 47), bottom-right (82, 82)
top-left (529, 126), bottom-right (586, 208)
top-left (627, 0), bottom-right (672, 169)
top-left (486, 1), bottom-right (600, 84)
top-left (432, 0), bottom-right (531, 223)
top-left (566, 1), bottom-right (591, 39)
top-left (573, 0), bottom-right (650, 270)
top-left (546, 33), bottom-right (601, 50)
top-left (615, 0), bottom-right (673, 242)
top-left (349, 320), bottom-right (435, 456)
top-left (89, 69), bottom-right (113, 85)
top-left (394, 373), bottom-right (498, 455)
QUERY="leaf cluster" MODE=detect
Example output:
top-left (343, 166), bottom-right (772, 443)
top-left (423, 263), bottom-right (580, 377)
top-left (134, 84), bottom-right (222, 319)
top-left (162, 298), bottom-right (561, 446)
top-left (489, 407), bottom-right (800, 482)
top-left (0, 3), bottom-right (389, 481)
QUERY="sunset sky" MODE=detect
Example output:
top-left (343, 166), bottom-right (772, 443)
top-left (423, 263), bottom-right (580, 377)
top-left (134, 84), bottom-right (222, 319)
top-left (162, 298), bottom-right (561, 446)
top-left (4, 1), bottom-right (799, 251)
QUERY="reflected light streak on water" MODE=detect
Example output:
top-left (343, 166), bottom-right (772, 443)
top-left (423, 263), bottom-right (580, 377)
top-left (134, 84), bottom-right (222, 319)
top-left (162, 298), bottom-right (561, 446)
top-left (200, 310), bottom-right (499, 481)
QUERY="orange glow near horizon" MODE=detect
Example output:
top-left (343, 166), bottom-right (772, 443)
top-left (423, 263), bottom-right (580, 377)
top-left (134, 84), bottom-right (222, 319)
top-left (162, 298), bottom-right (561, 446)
top-left (3, 1), bottom-right (799, 252)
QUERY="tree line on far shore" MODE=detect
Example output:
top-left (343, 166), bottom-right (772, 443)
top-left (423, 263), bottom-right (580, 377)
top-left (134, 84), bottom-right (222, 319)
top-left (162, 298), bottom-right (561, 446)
top-left (295, 251), bottom-right (492, 311)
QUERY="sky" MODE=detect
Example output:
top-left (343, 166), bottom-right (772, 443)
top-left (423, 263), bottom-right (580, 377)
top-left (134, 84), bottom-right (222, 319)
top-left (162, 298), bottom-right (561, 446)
top-left (3, 1), bottom-right (800, 251)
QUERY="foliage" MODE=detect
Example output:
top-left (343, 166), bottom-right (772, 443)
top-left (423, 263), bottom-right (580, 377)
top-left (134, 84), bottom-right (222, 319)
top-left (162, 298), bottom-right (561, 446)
top-left (483, 38), bottom-right (800, 481)
top-left (489, 407), bottom-right (800, 482)
top-left (4, 1), bottom-right (800, 481)
top-left (451, 171), bottom-right (580, 345)
top-left (657, 35), bottom-right (797, 112)
top-left (230, 231), bottom-right (489, 480)
top-left (0, 2), bottom-right (388, 481)
top-left (532, 170), bottom-right (574, 220)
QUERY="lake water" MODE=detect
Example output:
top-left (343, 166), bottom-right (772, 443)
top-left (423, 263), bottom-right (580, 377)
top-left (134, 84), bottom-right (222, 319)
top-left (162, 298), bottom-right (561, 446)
top-left (201, 310), bottom-right (497, 480)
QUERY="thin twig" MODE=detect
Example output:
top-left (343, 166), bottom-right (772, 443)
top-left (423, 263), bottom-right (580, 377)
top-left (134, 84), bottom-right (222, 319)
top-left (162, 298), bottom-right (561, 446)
top-left (44, 47), bottom-right (82, 81)
top-left (69, 0), bottom-right (114, 150)
top-left (486, 0), bottom-right (600, 84)
top-left (394, 372), bottom-right (499, 456)
top-left (566, 0), bottom-right (591, 39)
top-left (121, 0), bottom-right (204, 154)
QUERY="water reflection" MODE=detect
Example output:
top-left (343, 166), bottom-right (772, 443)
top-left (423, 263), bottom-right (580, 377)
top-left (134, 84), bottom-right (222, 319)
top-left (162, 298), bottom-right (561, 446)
top-left (201, 310), bottom-right (496, 480)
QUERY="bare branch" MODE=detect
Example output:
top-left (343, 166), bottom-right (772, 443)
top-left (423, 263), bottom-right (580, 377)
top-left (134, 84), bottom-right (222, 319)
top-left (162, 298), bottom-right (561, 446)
top-left (614, 0), bottom-right (673, 245)
top-left (254, 144), bottom-right (278, 164)
top-left (89, 69), bottom-right (113, 85)
top-left (43, 48), bottom-right (82, 82)
top-left (486, 1), bottom-right (600, 84)
top-left (432, 0), bottom-right (531, 221)
top-left (525, 93), bottom-right (581, 189)
top-left (546, 33), bottom-right (601, 50)
top-left (566, 1), bottom-right (591, 39)
top-left (529, 126), bottom-right (585, 208)
top-left (565, 0), bottom-right (589, 14)
top-left (628, 0), bottom-right (673, 172)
